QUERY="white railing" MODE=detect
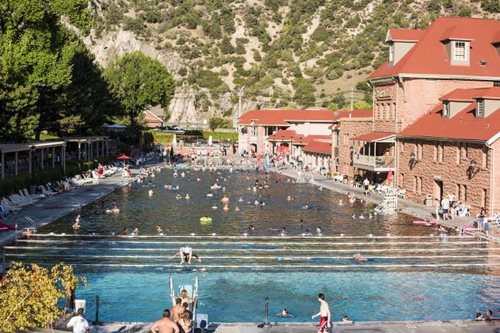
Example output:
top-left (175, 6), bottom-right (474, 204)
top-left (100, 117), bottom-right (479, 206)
top-left (353, 154), bottom-right (394, 169)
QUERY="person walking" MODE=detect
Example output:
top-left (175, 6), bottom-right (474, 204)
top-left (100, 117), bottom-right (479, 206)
top-left (312, 293), bottom-right (331, 333)
top-left (151, 309), bottom-right (179, 333)
top-left (66, 308), bottom-right (89, 333)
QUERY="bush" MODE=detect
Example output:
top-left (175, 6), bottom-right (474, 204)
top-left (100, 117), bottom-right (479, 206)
top-left (202, 131), bottom-right (238, 142)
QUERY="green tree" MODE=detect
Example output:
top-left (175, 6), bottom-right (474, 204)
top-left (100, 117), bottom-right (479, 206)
top-left (293, 78), bottom-right (316, 107)
top-left (209, 117), bottom-right (222, 131)
top-left (0, 0), bottom-right (93, 141)
top-left (104, 51), bottom-right (175, 127)
top-left (0, 262), bottom-right (86, 333)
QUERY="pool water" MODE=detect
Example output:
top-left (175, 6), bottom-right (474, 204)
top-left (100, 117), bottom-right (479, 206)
top-left (5, 169), bottom-right (499, 323)
top-left (77, 271), bottom-right (498, 323)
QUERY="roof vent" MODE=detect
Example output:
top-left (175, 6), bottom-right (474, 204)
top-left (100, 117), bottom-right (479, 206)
top-left (480, 59), bottom-right (488, 66)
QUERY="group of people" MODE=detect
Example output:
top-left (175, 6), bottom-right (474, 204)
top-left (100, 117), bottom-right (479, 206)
top-left (151, 290), bottom-right (195, 333)
top-left (438, 194), bottom-right (470, 220)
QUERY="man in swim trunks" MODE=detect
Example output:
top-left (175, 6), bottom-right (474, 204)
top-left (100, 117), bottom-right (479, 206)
top-left (312, 293), bottom-right (331, 333)
top-left (150, 309), bottom-right (179, 333)
top-left (170, 298), bottom-right (184, 322)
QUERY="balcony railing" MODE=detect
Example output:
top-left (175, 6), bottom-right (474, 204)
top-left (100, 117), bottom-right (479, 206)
top-left (353, 154), bottom-right (394, 171)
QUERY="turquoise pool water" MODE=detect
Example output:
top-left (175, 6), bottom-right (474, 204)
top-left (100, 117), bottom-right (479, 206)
top-left (76, 271), bottom-right (499, 323)
top-left (6, 169), bottom-right (499, 323)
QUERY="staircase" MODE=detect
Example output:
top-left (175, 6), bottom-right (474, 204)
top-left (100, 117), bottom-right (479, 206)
top-left (374, 192), bottom-right (398, 214)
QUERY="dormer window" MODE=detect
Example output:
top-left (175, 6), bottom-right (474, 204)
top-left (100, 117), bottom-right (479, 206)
top-left (453, 42), bottom-right (466, 60)
top-left (443, 101), bottom-right (450, 118)
top-left (476, 99), bottom-right (485, 118)
top-left (389, 44), bottom-right (395, 63)
top-left (450, 40), bottom-right (470, 65)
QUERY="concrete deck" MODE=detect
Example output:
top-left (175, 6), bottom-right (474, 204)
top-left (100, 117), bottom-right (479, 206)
top-left (0, 169), bottom-right (138, 246)
top-left (273, 168), bottom-right (499, 243)
top-left (35, 320), bottom-right (500, 333)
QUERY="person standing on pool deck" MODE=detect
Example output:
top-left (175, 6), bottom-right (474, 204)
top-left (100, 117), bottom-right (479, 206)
top-left (312, 293), bottom-right (331, 333)
top-left (151, 309), bottom-right (179, 333)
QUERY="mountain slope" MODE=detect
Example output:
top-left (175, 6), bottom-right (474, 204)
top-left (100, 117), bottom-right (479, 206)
top-left (82, 0), bottom-right (499, 125)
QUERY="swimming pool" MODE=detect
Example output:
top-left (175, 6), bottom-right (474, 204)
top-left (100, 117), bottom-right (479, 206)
top-left (5, 169), bottom-right (499, 323)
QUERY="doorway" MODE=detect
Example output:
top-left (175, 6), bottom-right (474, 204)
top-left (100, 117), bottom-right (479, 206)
top-left (434, 179), bottom-right (443, 202)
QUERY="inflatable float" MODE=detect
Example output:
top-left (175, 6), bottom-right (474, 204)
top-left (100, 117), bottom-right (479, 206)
top-left (200, 217), bottom-right (212, 224)
top-left (412, 219), bottom-right (438, 226)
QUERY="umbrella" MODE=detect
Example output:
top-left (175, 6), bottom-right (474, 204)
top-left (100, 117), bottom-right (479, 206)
top-left (0, 219), bottom-right (15, 231)
top-left (386, 170), bottom-right (393, 184)
top-left (117, 154), bottom-right (131, 160)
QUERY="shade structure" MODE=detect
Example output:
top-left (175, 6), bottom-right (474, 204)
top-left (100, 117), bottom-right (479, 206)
top-left (117, 154), bottom-right (131, 160)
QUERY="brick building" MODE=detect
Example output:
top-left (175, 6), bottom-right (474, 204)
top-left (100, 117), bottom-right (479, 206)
top-left (237, 110), bottom-right (336, 156)
top-left (356, 17), bottom-right (500, 184)
top-left (331, 110), bottom-right (373, 179)
top-left (398, 87), bottom-right (500, 215)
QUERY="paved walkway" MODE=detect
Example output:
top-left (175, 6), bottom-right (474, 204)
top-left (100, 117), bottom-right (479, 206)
top-left (34, 320), bottom-right (500, 333)
top-left (274, 168), bottom-right (450, 219)
top-left (0, 170), bottom-right (138, 246)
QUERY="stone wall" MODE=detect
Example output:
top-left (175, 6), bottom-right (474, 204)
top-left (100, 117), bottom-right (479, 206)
top-left (397, 139), bottom-right (493, 215)
top-left (372, 79), bottom-right (494, 133)
top-left (397, 79), bottom-right (493, 132)
top-left (491, 140), bottom-right (500, 214)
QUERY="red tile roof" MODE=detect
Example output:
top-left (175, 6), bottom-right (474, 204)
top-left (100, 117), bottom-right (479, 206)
top-left (268, 130), bottom-right (298, 141)
top-left (303, 141), bottom-right (332, 155)
top-left (334, 109), bottom-right (373, 119)
top-left (399, 88), bottom-right (500, 142)
top-left (238, 109), bottom-right (372, 126)
top-left (369, 17), bottom-right (500, 80)
top-left (387, 28), bottom-right (425, 42)
top-left (474, 87), bottom-right (500, 100)
top-left (238, 109), bottom-right (336, 126)
top-left (351, 132), bottom-right (395, 142)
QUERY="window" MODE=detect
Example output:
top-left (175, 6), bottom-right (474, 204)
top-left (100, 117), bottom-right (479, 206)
top-left (476, 99), bottom-right (485, 118)
top-left (453, 41), bottom-right (467, 61)
top-left (459, 143), bottom-right (468, 160)
top-left (482, 148), bottom-right (488, 169)
top-left (482, 189), bottom-right (488, 209)
top-left (389, 44), bottom-right (394, 63)
top-left (443, 101), bottom-right (450, 118)
top-left (413, 176), bottom-right (418, 193)
top-left (400, 173), bottom-right (404, 188)
top-left (458, 184), bottom-right (467, 202)
top-left (438, 143), bottom-right (444, 163)
top-left (494, 81), bottom-right (500, 87)
top-left (416, 142), bottom-right (423, 160)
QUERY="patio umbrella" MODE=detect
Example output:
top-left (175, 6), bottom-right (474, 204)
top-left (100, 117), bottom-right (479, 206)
top-left (386, 170), bottom-right (393, 184)
top-left (117, 154), bottom-right (131, 160)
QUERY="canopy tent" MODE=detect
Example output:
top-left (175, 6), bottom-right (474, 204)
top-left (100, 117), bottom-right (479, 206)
top-left (117, 154), bottom-right (131, 160)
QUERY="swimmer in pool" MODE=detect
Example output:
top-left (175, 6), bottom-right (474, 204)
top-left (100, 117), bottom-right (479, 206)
top-left (353, 253), bottom-right (367, 262)
top-left (234, 206), bottom-right (240, 212)
top-left (156, 225), bottom-right (164, 234)
top-left (277, 308), bottom-right (293, 317)
top-left (106, 204), bottom-right (120, 214)
top-left (72, 219), bottom-right (81, 230)
top-left (221, 196), bottom-right (229, 204)
top-left (316, 226), bottom-right (322, 235)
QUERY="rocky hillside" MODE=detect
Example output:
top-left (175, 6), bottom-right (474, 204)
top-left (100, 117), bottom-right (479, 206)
top-left (81, 0), bottom-right (499, 125)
